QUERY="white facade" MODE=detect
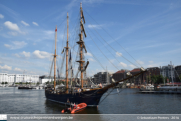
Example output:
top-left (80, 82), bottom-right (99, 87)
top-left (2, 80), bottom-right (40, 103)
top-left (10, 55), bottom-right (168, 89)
top-left (0, 73), bottom-right (39, 84)
top-left (160, 65), bottom-right (175, 81)
top-left (15, 74), bottom-right (39, 83)
top-left (93, 72), bottom-right (111, 84)
top-left (39, 79), bottom-right (50, 84)
top-left (0, 73), bottom-right (8, 84)
top-left (7, 74), bottom-right (16, 84)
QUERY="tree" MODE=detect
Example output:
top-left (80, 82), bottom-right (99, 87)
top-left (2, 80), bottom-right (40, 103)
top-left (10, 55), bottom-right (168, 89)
top-left (5, 82), bottom-right (8, 84)
top-left (151, 75), bottom-right (157, 84)
top-left (62, 81), bottom-right (65, 85)
top-left (150, 75), bottom-right (164, 84)
top-left (178, 75), bottom-right (181, 82)
top-left (46, 81), bottom-right (49, 85)
top-left (2, 82), bottom-right (4, 84)
top-left (37, 82), bottom-right (40, 85)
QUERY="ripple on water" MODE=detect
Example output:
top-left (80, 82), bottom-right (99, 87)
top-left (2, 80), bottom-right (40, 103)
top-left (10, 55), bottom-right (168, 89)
top-left (1, 87), bottom-right (181, 114)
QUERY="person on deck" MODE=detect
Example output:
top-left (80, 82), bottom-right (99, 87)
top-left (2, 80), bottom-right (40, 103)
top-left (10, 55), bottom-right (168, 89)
top-left (99, 83), bottom-right (102, 88)
top-left (73, 103), bottom-right (76, 109)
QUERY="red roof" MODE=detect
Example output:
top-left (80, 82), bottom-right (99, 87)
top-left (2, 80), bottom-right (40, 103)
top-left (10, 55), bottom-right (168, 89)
top-left (115, 70), bottom-right (125, 74)
top-left (130, 68), bottom-right (140, 72)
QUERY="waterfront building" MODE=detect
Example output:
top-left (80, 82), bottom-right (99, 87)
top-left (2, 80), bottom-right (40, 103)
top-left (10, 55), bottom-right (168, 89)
top-left (112, 69), bottom-right (141, 85)
top-left (160, 65), bottom-right (175, 82)
top-left (112, 67), bottom-right (161, 85)
top-left (143, 67), bottom-right (160, 84)
top-left (93, 72), bottom-right (111, 84)
top-left (15, 74), bottom-right (39, 83)
top-left (0, 73), bottom-right (8, 84)
top-left (175, 65), bottom-right (181, 81)
top-left (39, 75), bottom-right (53, 84)
top-left (7, 74), bottom-right (16, 84)
top-left (0, 73), bottom-right (39, 84)
top-left (130, 68), bottom-right (141, 85)
top-left (112, 69), bottom-right (130, 82)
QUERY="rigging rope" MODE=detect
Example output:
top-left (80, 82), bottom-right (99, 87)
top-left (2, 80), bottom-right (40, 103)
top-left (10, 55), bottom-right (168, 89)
top-left (86, 18), bottom-right (139, 68)
top-left (60, 52), bottom-right (66, 78)
top-left (84, 10), bottom-right (141, 68)
top-left (84, 43), bottom-right (106, 71)
top-left (174, 68), bottom-right (181, 81)
top-left (86, 29), bottom-right (120, 70)
top-left (87, 27), bottom-right (127, 70)
top-left (84, 10), bottom-right (142, 67)
top-left (48, 57), bottom-right (54, 83)
top-left (57, 17), bottom-right (67, 29)
top-left (99, 79), bottom-right (128, 104)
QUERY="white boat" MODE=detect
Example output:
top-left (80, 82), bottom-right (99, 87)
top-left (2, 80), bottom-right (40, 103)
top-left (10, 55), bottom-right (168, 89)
top-left (158, 85), bottom-right (181, 91)
top-left (140, 84), bottom-right (154, 91)
top-left (39, 86), bottom-right (43, 89)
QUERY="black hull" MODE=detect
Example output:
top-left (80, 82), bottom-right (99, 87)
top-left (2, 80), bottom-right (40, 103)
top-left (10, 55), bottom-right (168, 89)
top-left (45, 88), bottom-right (108, 107)
top-left (18, 87), bottom-right (32, 89)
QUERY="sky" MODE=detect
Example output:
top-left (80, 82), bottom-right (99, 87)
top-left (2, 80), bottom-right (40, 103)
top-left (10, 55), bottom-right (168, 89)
top-left (0, 0), bottom-right (181, 77)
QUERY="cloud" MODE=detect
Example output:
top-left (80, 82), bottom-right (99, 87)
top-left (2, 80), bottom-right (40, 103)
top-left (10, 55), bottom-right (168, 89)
top-left (137, 60), bottom-right (144, 65)
top-left (0, 65), bottom-right (12, 70)
top-left (32, 50), bottom-right (52, 59)
top-left (14, 68), bottom-right (22, 72)
top-left (110, 59), bottom-right (115, 63)
top-left (89, 58), bottom-right (95, 61)
top-left (21, 21), bottom-right (29, 26)
top-left (8, 31), bottom-right (18, 36)
top-left (21, 51), bottom-right (30, 58)
top-left (4, 44), bottom-right (11, 48)
top-left (87, 24), bottom-right (102, 29)
top-left (0, 14), bottom-right (4, 19)
top-left (129, 64), bottom-right (136, 68)
top-left (85, 52), bottom-right (92, 57)
top-left (0, 27), bottom-right (3, 31)
top-left (44, 30), bottom-right (54, 35)
top-left (149, 61), bottom-right (153, 64)
top-left (119, 62), bottom-right (127, 67)
top-left (148, 65), bottom-right (154, 67)
top-left (13, 53), bottom-right (20, 58)
top-left (32, 22), bottom-right (39, 26)
top-left (116, 52), bottom-right (122, 57)
top-left (4, 21), bottom-right (20, 31)
top-left (4, 41), bottom-right (27, 50)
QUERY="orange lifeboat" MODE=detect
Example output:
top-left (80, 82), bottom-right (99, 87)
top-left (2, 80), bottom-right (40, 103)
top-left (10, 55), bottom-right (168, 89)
top-left (71, 103), bottom-right (87, 114)
top-left (61, 103), bottom-right (87, 114)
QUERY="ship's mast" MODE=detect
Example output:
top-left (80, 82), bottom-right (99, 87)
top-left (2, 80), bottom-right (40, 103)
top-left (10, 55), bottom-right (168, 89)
top-left (77, 3), bottom-right (88, 89)
top-left (80, 3), bottom-right (84, 89)
top-left (66, 12), bottom-right (69, 93)
top-left (54, 25), bottom-right (57, 91)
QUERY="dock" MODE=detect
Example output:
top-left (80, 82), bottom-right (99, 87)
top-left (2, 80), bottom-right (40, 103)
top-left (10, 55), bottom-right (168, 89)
top-left (140, 91), bottom-right (181, 94)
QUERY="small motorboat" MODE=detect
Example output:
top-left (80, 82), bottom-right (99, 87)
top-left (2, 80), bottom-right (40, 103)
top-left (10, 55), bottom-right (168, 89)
top-left (61, 103), bottom-right (87, 114)
top-left (61, 107), bottom-right (71, 113)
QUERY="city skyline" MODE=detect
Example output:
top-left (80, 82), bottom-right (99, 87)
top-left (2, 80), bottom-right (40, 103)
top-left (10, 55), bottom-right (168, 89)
top-left (0, 0), bottom-right (181, 76)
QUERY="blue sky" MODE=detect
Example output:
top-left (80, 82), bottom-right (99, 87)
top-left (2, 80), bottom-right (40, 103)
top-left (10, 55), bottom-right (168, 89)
top-left (0, 0), bottom-right (181, 76)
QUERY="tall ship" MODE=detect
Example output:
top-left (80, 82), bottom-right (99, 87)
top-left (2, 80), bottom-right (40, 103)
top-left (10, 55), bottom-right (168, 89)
top-left (45, 3), bottom-right (146, 107)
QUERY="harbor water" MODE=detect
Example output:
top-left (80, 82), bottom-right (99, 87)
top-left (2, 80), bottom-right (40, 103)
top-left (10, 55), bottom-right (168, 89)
top-left (0, 87), bottom-right (181, 114)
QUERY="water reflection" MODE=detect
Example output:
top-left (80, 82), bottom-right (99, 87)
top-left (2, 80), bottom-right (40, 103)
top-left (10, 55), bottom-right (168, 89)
top-left (1, 87), bottom-right (181, 114)
top-left (44, 99), bottom-right (100, 114)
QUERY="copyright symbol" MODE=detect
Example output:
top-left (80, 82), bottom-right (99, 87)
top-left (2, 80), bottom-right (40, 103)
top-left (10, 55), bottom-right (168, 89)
top-left (137, 116), bottom-right (140, 119)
